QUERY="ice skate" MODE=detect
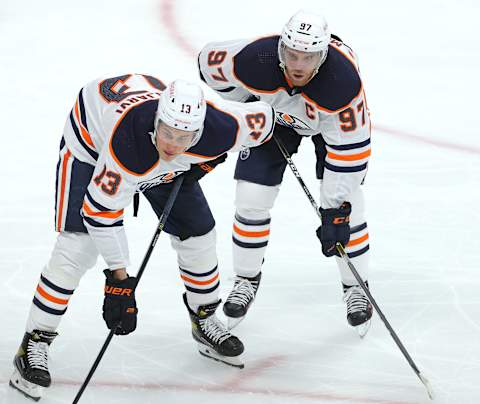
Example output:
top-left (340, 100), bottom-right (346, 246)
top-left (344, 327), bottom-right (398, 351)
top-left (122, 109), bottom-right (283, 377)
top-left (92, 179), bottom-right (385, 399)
top-left (9, 330), bottom-right (57, 401)
top-left (223, 272), bottom-right (261, 329)
top-left (183, 294), bottom-right (244, 368)
top-left (343, 283), bottom-right (373, 338)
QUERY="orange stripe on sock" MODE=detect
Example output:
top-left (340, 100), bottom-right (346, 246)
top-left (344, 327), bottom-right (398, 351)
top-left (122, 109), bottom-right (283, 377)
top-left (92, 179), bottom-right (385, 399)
top-left (347, 233), bottom-right (369, 247)
top-left (36, 285), bottom-right (69, 305)
top-left (327, 149), bottom-right (371, 161)
top-left (233, 224), bottom-right (270, 238)
top-left (181, 273), bottom-right (219, 286)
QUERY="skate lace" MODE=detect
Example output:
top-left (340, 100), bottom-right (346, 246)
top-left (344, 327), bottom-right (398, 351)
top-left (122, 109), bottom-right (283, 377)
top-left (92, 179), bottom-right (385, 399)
top-left (200, 315), bottom-right (232, 345)
top-left (27, 340), bottom-right (49, 371)
top-left (344, 286), bottom-right (368, 315)
top-left (226, 277), bottom-right (258, 307)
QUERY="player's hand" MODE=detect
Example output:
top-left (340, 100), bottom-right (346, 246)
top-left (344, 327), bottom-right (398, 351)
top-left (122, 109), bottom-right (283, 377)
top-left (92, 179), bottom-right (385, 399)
top-left (183, 153), bottom-right (227, 184)
top-left (102, 269), bottom-right (138, 335)
top-left (316, 202), bottom-right (351, 257)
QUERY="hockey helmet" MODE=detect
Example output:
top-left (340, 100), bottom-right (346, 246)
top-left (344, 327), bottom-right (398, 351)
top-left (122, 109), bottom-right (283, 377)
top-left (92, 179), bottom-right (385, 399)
top-left (155, 79), bottom-right (206, 147)
top-left (278, 10), bottom-right (331, 73)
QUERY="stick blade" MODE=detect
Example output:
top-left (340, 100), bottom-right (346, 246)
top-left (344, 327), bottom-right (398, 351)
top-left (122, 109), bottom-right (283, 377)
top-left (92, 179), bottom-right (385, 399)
top-left (418, 373), bottom-right (435, 400)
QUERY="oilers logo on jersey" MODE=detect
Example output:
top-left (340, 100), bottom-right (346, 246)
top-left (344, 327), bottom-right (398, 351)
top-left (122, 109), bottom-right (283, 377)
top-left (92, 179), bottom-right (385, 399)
top-left (275, 111), bottom-right (312, 132)
top-left (136, 170), bottom-right (183, 191)
top-left (239, 148), bottom-right (250, 161)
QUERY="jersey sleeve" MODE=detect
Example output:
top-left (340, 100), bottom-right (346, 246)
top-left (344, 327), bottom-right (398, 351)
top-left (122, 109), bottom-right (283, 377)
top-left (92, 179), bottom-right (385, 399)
top-left (317, 90), bottom-right (371, 209)
top-left (227, 99), bottom-right (276, 151)
top-left (80, 103), bottom-right (157, 270)
top-left (82, 149), bottom-right (138, 270)
top-left (198, 39), bottom-right (254, 102)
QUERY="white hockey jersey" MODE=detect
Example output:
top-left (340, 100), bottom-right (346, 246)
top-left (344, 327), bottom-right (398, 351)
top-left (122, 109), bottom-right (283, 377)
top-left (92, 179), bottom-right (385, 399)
top-left (198, 36), bottom-right (371, 209)
top-left (62, 73), bottom-right (275, 269)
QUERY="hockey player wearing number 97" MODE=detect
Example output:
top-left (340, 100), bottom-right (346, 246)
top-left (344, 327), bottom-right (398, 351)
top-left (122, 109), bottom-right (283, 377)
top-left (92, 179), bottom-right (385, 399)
top-left (9, 75), bottom-right (275, 401)
top-left (198, 10), bottom-right (373, 334)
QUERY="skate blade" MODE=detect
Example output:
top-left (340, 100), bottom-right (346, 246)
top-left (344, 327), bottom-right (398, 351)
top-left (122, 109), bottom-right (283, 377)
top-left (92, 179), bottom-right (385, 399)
top-left (197, 343), bottom-right (244, 369)
top-left (355, 319), bottom-right (371, 338)
top-left (9, 369), bottom-right (43, 401)
top-left (227, 315), bottom-right (245, 330)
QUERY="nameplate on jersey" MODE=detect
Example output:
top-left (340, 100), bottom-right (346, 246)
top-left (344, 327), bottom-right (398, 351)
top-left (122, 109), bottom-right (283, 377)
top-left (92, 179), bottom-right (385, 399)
top-left (137, 170), bottom-right (183, 191)
top-left (275, 111), bottom-right (312, 131)
top-left (114, 91), bottom-right (161, 115)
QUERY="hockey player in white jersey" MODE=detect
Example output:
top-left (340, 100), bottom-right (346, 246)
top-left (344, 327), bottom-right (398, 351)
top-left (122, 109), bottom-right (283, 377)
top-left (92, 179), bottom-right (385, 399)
top-left (198, 10), bottom-right (373, 333)
top-left (9, 74), bottom-right (274, 401)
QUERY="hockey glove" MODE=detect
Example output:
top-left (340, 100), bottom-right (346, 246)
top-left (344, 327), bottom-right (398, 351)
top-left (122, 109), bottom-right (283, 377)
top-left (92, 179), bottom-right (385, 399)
top-left (183, 153), bottom-right (227, 184)
top-left (102, 270), bottom-right (138, 335)
top-left (316, 202), bottom-right (352, 257)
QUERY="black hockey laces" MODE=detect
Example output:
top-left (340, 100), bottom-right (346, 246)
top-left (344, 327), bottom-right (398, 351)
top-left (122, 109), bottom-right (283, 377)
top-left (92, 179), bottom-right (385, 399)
top-left (226, 277), bottom-right (259, 307)
top-left (27, 339), bottom-right (49, 371)
top-left (199, 315), bottom-right (232, 344)
top-left (344, 286), bottom-right (369, 315)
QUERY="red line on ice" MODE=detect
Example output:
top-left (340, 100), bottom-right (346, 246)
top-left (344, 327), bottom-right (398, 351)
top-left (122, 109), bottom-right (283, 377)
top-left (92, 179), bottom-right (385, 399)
top-left (4, 376), bottom-right (417, 404)
top-left (374, 124), bottom-right (480, 156)
top-left (159, 0), bottom-right (198, 57)
top-left (221, 354), bottom-right (286, 389)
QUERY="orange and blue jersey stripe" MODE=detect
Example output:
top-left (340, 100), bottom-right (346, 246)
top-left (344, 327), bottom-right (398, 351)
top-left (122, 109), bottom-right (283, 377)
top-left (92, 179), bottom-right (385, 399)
top-left (81, 190), bottom-right (124, 228)
top-left (325, 138), bottom-right (371, 173)
top-left (55, 145), bottom-right (73, 232)
top-left (69, 89), bottom-right (98, 161)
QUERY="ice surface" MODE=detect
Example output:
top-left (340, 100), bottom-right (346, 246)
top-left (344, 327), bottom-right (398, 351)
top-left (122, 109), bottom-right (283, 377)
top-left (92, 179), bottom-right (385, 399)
top-left (1, 0), bottom-right (479, 403)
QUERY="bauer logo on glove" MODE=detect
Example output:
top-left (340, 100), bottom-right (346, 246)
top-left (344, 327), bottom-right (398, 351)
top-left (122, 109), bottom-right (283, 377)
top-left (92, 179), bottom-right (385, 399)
top-left (102, 269), bottom-right (138, 335)
top-left (104, 286), bottom-right (133, 296)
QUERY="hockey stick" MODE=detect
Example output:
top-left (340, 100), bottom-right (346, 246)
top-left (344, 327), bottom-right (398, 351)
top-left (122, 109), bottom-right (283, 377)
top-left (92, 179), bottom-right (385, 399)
top-left (72, 175), bottom-right (184, 404)
top-left (273, 134), bottom-right (434, 400)
top-left (335, 243), bottom-right (434, 399)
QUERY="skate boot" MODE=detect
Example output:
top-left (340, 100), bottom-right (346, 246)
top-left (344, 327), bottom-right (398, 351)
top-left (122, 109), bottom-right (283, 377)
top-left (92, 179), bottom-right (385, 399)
top-left (223, 272), bottom-right (261, 329)
top-left (9, 330), bottom-right (58, 401)
top-left (343, 283), bottom-right (373, 338)
top-left (183, 293), bottom-right (244, 368)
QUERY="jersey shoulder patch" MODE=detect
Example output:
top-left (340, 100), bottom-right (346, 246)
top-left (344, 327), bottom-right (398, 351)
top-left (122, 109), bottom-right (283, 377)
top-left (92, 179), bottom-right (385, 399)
top-left (186, 103), bottom-right (239, 157)
top-left (110, 100), bottom-right (159, 175)
top-left (233, 36), bottom-right (286, 92)
top-left (303, 45), bottom-right (362, 112)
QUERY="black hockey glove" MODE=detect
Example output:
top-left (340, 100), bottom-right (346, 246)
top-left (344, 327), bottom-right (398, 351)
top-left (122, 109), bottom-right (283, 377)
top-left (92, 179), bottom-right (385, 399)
top-left (102, 270), bottom-right (138, 335)
top-left (316, 202), bottom-right (352, 257)
top-left (183, 153), bottom-right (227, 184)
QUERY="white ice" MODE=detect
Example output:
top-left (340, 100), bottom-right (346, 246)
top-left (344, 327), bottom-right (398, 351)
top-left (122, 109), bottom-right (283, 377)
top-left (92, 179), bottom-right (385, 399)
top-left (1, 0), bottom-right (479, 403)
